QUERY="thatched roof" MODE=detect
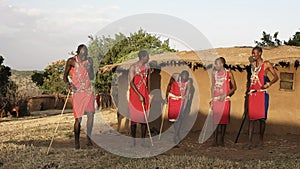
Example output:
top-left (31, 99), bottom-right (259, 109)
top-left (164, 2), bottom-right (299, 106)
top-left (98, 46), bottom-right (300, 73)
top-left (214, 46), bottom-right (300, 65)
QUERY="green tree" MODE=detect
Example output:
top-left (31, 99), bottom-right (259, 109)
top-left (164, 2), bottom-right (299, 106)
top-left (32, 60), bottom-right (68, 95)
top-left (31, 71), bottom-right (45, 86)
top-left (0, 56), bottom-right (11, 100)
top-left (0, 56), bottom-right (18, 115)
top-left (88, 29), bottom-right (176, 93)
top-left (255, 31), bottom-right (282, 47)
top-left (5, 80), bottom-right (18, 105)
top-left (284, 31), bottom-right (300, 46)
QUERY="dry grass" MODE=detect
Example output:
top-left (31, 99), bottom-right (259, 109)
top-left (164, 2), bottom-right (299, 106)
top-left (0, 109), bottom-right (299, 169)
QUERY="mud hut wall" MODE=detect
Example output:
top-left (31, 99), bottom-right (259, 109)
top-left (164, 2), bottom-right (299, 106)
top-left (265, 66), bottom-right (300, 134)
top-left (56, 96), bottom-right (73, 110)
top-left (27, 95), bottom-right (73, 112)
top-left (192, 66), bottom-right (300, 135)
top-left (116, 71), bottom-right (130, 132)
top-left (116, 64), bottom-right (300, 135)
top-left (27, 96), bottom-right (56, 112)
top-left (150, 66), bottom-right (201, 133)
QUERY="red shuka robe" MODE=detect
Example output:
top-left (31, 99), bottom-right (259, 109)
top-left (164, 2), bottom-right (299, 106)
top-left (168, 76), bottom-right (188, 121)
top-left (212, 70), bottom-right (231, 124)
top-left (248, 63), bottom-right (269, 120)
top-left (70, 56), bottom-right (95, 118)
top-left (129, 63), bottom-right (149, 124)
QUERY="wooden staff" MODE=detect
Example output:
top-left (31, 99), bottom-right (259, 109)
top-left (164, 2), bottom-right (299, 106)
top-left (159, 102), bottom-right (167, 140)
top-left (47, 90), bottom-right (71, 155)
top-left (141, 103), bottom-right (154, 146)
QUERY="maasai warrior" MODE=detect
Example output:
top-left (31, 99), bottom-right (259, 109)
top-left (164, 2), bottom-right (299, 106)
top-left (128, 50), bottom-right (150, 146)
top-left (211, 57), bottom-right (236, 146)
top-left (247, 46), bottom-right (278, 149)
top-left (63, 44), bottom-right (95, 149)
top-left (165, 70), bottom-right (191, 144)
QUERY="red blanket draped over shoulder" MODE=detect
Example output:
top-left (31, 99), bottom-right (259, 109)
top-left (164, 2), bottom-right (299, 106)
top-left (212, 70), bottom-right (230, 124)
top-left (248, 63), bottom-right (267, 120)
top-left (168, 78), bottom-right (187, 121)
top-left (129, 63), bottom-right (149, 124)
top-left (70, 56), bottom-right (95, 118)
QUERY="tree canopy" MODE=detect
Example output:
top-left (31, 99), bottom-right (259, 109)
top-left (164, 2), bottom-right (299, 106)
top-left (0, 56), bottom-right (20, 112)
top-left (284, 31), bottom-right (300, 46)
top-left (255, 31), bottom-right (282, 47)
top-left (31, 60), bottom-right (68, 95)
top-left (0, 56), bottom-right (12, 100)
top-left (255, 30), bottom-right (300, 47)
top-left (88, 29), bottom-right (176, 93)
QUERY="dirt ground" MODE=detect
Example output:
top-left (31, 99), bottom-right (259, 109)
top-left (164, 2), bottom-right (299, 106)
top-left (0, 109), bottom-right (299, 168)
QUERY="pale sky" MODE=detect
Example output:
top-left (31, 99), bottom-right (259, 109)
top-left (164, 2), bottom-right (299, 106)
top-left (0, 0), bottom-right (299, 70)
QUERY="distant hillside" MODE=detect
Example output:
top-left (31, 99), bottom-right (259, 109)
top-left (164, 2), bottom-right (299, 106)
top-left (10, 70), bottom-right (43, 98)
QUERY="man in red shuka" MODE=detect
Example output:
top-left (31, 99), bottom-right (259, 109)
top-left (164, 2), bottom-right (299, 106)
top-left (165, 70), bottom-right (191, 144)
top-left (211, 57), bottom-right (236, 147)
top-left (63, 44), bottom-right (95, 149)
top-left (247, 46), bottom-right (278, 149)
top-left (128, 50), bottom-right (151, 147)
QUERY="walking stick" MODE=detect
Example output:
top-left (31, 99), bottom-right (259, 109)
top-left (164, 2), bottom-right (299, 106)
top-left (159, 103), bottom-right (167, 140)
top-left (235, 110), bottom-right (247, 143)
top-left (141, 103), bottom-right (154, 146)
top-left (47, 90), bottom-right (71, 155)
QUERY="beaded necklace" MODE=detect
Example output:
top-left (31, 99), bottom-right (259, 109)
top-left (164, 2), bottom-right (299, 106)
top-left (214, 69), bottom-right (228, 91)
top-left (74, 56), bottom-right (91, 92)
top-left (134, 62), bottom-right (149, 89)
top-left (250, 61), bottom-right (263, 87)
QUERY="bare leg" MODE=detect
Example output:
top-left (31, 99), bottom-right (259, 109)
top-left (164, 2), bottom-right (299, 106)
top-left (173, 119), bottom-right (182, 144)
top-left (86, 112), bottom-right (94, 146)
top-left (130, 124), bottom-right (136, 146)
top-left (74, 118), bottom-right (82, 149)
top-left (173, 106), bottom-right (186, 145)
top-left (248, 120), bottom-right (254, 149)
top-left (213, 125), bottom-right (220, 146)
top-left (220, 124), bottom-right (227, 147)
top-left (141, 123), bottom-right (147, 138)
top-left (141, 123), bottom-right (149, 147)
top-left (259, 119), bottom-right (266, 147)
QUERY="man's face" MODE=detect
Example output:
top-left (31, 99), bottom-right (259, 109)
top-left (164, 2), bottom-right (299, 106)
top-left (181, 73), bottom-right (189, 82)
top-left (79, 46), bottom-right (88, 59)
top-left (142, 55), bottom-right (149, 64)
top-left (252, 49), bottom-right (261, 61)
top-left (214, 59), bottom-right (223, 71)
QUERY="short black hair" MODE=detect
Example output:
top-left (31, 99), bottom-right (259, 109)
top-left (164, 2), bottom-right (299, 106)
top-left (252, 46), bottom-right (263, 53)
top-left (216, 57), bottom-right (226, 64)
top-left (181, 70), bottom-right (189, 77)
top-left (76, 44), bottom-right (87, 54)
top-left (138, 50), bottom-right (149, 59)
top-left (215, 57), bottom-right (229, 69)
